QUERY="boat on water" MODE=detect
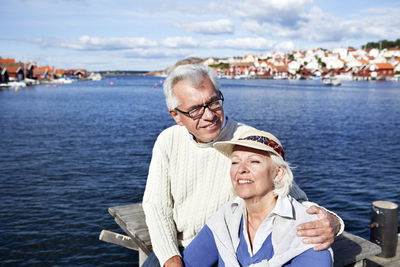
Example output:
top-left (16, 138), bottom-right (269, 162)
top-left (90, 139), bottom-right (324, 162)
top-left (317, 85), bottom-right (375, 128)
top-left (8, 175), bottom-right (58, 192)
top-left (41, 77), bottom-right (74, 84)
top-left (0, 81), bottom-right (27, 88)
top-left (54, 78), bottom-right (73, 84)
top-left (323, 77), bottom-right (341, 86)
top-left (88, 72), bottom-right (102, 81)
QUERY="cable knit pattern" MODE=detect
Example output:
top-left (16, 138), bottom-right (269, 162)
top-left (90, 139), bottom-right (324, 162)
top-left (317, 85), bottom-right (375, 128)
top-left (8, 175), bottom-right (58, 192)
top-left (142, 119), bottom-right (253, 265)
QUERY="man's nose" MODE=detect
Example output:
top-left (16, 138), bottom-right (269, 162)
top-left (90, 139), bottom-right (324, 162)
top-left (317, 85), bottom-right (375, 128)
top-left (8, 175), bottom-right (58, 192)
top-left (201, 106), bottom-right (215, 120)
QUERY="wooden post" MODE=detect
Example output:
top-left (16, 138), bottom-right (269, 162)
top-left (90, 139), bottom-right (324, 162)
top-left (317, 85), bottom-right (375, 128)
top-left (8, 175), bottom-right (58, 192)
top-left (370, 200), bottom-right (398, 258)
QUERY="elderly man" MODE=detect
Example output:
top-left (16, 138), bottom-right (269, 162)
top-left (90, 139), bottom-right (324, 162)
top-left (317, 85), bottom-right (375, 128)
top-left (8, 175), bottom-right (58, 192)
top-left (142, 64), bottom-right (343, 267)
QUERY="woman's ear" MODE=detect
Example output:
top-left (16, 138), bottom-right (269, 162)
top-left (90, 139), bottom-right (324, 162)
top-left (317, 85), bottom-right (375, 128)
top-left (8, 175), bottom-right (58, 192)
top-left (274, 167), bottom-right (285, 182)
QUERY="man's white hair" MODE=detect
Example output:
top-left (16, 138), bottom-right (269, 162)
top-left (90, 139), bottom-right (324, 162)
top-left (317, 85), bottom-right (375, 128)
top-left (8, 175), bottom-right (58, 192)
top-left (163, 64), bottom-right (220, 110)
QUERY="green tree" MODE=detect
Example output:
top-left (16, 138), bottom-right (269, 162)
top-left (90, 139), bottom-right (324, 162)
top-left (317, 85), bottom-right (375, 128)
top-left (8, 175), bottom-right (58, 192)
top-left (362, 39), bottom-right (400, 49)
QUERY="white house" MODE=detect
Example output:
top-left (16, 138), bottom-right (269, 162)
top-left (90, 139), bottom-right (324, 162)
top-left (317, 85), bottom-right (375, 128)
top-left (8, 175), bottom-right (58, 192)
top-left (345, 55), bottom-right (363, 70)
top-left (203, 57), bottom-right (217, 65)
top-left (288, 60), bottom-right (301, 74)
top-left (322, 54), bottom-right (345, 69)
top-left (369, 48), bottom-right (380, 58)
top-left (349, 49), bottom-right (368, 58)
top-left (332, 48), bottom-right (348, 59)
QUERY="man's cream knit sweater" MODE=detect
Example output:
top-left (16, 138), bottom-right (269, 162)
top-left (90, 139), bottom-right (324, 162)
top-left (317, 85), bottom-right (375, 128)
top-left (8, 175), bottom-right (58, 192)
top-left (142, 119), bottom-right (308, 265)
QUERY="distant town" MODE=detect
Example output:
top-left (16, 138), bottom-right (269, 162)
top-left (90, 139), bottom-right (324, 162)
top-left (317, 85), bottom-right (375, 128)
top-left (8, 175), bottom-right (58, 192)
top-left (1, 44), bottom-right (400, 89)
top-left (151, 46), bottom-right (400, 82)
top-left (0, 57), bottom-right (104, 89)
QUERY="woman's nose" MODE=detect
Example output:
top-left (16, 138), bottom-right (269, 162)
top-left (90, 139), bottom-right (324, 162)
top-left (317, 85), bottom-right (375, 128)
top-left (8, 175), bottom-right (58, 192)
top-left (237, 162), bottom-right (249, 173)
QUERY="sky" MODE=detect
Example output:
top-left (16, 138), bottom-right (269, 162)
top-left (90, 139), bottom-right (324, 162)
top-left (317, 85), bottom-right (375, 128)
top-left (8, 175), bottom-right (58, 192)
top-left (1, 0), bottom-right (400, 71)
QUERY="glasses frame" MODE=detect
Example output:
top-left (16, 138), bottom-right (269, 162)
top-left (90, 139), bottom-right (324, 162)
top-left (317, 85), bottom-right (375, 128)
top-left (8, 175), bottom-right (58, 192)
top-left (175, 92), bottom-right (224, 119)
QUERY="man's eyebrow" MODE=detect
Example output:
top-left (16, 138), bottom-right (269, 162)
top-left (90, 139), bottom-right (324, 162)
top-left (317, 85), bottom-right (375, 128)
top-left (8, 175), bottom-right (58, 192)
top-left (187, 96), bottom-right (220, 110)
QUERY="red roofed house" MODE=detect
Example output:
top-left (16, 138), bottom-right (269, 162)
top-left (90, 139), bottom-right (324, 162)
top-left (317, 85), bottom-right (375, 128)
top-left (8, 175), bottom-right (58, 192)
top-left (64, 69), bottom-right (88, 79)
top-left (0, 58), bottom-right (16, 64)
top-left (358, 59), bottom-right (370, 65)
top-left (256, 60), bottom-right (273, 76)
top-left (272, 64), bottom-right (288, 79)
top-left (7, 66), bottom-right (25, 81)
top-left (55, 69), bottom-right (65, 78)
top-left (0, 58), bottom-right (19, 82)
top-left (0, 57), bottom-right (36, 81)
top-left (298, 68), bottom-right (313, 78)
top-left (33, 66), bottom-right (54, 80)
top-left (353, 65), bottom-right (371, 80)
top-left (369, 63), bottom-right (395, 79)
top-left (228, 63), bottom-right (254, 78)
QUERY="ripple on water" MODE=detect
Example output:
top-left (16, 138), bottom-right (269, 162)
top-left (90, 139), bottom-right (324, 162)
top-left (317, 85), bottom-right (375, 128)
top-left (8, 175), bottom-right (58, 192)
top-left (1, 77), bottom-right (399, 265)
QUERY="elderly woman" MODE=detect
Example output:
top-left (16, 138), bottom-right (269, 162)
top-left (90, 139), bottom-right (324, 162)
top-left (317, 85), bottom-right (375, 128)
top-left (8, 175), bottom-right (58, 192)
top-left (182, 130), bottom-right (333, 267)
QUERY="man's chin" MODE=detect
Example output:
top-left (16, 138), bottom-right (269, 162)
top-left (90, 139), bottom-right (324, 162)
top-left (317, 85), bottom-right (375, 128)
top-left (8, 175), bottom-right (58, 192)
top-left (198, 129), bottom-right (221, 143)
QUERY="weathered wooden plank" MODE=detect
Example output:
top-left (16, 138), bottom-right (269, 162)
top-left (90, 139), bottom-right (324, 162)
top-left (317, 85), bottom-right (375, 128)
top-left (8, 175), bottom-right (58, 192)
top-left (366, 236), bottom-right (400, 267)
top-left (109, 204), bottom-right (144, 217)
top-left (99, 230), bottom-right (139, 250)
top-left (114, 216), bottom-right (152, 255)
top-left (109, 204), bottom-right (151, 250)
top-left (332, 231), bottom-right (381, 267)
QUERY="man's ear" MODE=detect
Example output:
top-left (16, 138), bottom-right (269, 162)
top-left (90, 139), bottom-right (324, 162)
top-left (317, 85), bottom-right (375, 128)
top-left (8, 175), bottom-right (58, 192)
top-left (169, 110), bottom-right (184, 126)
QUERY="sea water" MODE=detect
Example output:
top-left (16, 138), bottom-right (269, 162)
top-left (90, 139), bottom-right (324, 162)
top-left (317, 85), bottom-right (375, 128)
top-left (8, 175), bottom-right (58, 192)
top-left (1, 76), bottom-right (399, 265)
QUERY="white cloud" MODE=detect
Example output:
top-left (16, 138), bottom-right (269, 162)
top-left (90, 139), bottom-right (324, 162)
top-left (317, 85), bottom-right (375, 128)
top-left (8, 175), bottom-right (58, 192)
top-left (357, 8), bottom-right (400, 39)
top-left (209, 37), bottom-right (274, 50)
top-left (19, 34), bottom-right (296, 56)
top-left (161, 37), bottom-right (199, 48)
top-left (210, 0), bottom-right (313, 26)
top-left (47, 36), bottom-right (158, 50)
top-left (34, 36), bottom-right (200, 51)
top-left (240, 5), bottom-right (400, 44)
top-left (123, 47), bottom-right (192, 58)
top-left (296, 7), bottom-right (400, 42)
top-left (145, 0), bottom-right (207, 15)
top-left (205, 37), bottom-right (294, 52)
top-left (175, 19), bottom-right (234, 35)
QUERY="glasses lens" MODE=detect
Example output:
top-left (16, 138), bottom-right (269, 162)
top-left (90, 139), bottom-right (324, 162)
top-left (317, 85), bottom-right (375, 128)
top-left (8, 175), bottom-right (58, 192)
top-left (188, 107), bottom-right (203, 118)
top-left (187, 99), bottom-right (223, 118)
top-left (208, 99), bottom-right (223, 110)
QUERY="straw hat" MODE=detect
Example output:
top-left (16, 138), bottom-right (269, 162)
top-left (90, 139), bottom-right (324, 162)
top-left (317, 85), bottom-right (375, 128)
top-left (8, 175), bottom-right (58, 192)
top-left (213, 129), bottom-right (285, 160)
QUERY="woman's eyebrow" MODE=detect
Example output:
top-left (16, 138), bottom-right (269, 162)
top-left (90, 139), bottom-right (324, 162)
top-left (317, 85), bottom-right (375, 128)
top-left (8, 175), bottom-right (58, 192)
top-left (231, 155), bottom-right (240, 160)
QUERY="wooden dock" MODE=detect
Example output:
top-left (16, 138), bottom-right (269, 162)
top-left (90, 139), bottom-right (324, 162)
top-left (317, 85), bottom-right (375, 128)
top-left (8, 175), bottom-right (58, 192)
top-left (100, 203), bottom-right (399, 267)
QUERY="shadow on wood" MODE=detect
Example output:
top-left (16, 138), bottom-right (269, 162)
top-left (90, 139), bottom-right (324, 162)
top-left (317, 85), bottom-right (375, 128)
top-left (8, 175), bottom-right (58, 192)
top-left (332, 232), bottom-right (381, 267)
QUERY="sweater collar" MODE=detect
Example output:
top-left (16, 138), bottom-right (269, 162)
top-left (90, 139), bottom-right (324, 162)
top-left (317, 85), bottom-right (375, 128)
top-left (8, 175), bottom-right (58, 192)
top-left (189, 115), bottom-right (233, 148)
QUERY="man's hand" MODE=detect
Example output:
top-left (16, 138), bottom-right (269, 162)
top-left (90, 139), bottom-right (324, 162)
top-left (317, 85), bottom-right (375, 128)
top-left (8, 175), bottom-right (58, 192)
top-left (296, 205), bottom-right (340, 251)
top-left (164, 255), bottom-right (183, 267)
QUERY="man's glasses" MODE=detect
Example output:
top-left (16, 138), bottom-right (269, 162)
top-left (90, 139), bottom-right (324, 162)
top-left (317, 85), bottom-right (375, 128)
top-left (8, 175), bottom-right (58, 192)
top-left (175, 92), bottom-right (224, 119)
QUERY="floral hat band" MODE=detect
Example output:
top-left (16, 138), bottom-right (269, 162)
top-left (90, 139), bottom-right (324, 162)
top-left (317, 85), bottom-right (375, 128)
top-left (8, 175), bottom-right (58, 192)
top-left (239, 135), bottom-right (285, 160)
top-left (213, 129), bottom-right (285, 160)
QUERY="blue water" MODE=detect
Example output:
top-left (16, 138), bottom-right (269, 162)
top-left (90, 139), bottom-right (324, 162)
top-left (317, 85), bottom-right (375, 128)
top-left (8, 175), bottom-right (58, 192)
top-left (1, 76), bottom-right (399, 265)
